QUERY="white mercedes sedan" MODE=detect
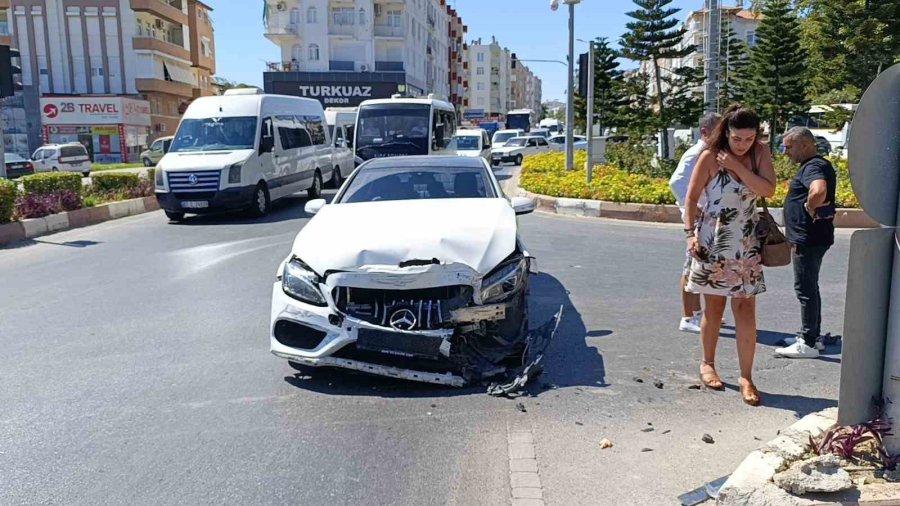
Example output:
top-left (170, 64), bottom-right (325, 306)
top-left (270, 156), bottom-right (559, 391)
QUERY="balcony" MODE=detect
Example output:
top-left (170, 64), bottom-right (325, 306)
top-left (374, 61), bottom-right (404, 72)
top-left (329, 60), bottom-right (355, 71)
top-left (328, 23), bottom-right (355, 36)
top-left (136, 77), bottom-right (194, 98)
top-left (130, 0), bottom-right (188, 26)
top-left (133, 37), bottom-right (191, 62)
top-left (265, 22), bottom-right (300, 40)
top-left (374, 24), bottom-right (405, 38)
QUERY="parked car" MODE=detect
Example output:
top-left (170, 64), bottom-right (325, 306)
top-left (4, 153), bottom-right (35, 179)
top-left (140, 136), bottom-right (174, 167)
top-left (31, 144), bottom-right (92, 177)
top-left (328, 123), bottom-right (354, 188)
top-left (547, 134), bottom-right (587, 152)
top-left (155, 89), bottom-right (334, 222)
top-left (270, 155), bottom-right (558, 389)
top-left (447, 129), bottom-right (492, 163)
top-left (491, 129), bottom-right (525, 147)
top-left (491, 136), bottom-right (551, 166)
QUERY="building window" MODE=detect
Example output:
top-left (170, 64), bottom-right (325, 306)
top-left (477, 82), bottom-right (484, 91)
top-left (746, 31), bottom-right (757, 47)
top-left (477, 97), bottom-right (484, 106)
top-left (91, 66), bottom-right (104, 77)
top-left (308, 44), bottom-right (320, 62)
top-left (477, 52), bottom-right (484, 62)
top-left (201, 38), bottom-right (211, 57)
top-left (358, 8), bottom-right (366, 26)
top-left (476, 67), bottom-right (484, 75)
top-left (307, 7), bottom-right (317, 24)
top-left (332, 7), bottom-right (354, 26)
top-left (387, 10), bottom-right (401, 27)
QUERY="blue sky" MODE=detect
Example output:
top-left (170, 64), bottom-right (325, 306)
top-left (209, 0), bottom-right (702, 102)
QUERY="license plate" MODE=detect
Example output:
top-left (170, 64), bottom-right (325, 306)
top-left (356, 328), bottom-right (444, 360)
top-left (181, 201), bottom-right (209, 209)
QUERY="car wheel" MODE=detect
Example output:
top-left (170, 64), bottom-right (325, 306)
top-left (308, 170), bottom-right (323, 199)
top-left (165, 210), bottom-right (185, 222)
top-left (51, 167), bottom-right (59, 172)
top-left (143, 158), bottom-right (153, 167)
top-left (82, 171), bottom-right (90, 178)
top-left (328, 166), bottom-right (343, 189)
top-left (248, 183), bottom-right (270, 218)
top-left (514, 154), bottom-right (523, 166)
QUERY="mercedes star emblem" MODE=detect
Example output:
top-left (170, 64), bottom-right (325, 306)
top-left (389, 308), bottom-right (417, 331)
top-left (188, 174), bottom-right (199, 185)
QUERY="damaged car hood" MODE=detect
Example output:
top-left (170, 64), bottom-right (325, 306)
top-left (293, 198), bottom-right (518, 275)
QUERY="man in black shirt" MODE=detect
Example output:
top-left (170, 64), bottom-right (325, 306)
top-left (775, 127), bottom-right (837, 359)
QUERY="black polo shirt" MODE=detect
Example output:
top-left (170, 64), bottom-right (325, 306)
top-left (784, 155), bottom-right (836, 247)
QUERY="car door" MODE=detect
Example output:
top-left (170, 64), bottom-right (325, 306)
top-left (526, 138), bottom-right (539, 156)
top-left (31, 149), bottom-right (45, 172)
top-left (273, 115), bottom-right (301, 200)
top-left (536, 137), bottom-right (550, 153)
top-left (258, 116), bottom-right (279, 193)
top-left (481, 131), bottom-right (491, 162)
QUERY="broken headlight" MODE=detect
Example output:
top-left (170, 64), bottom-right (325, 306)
top-left (481, 257), bottom-right (527, 304)
top-left (282, 259), bottom-right (327, 306)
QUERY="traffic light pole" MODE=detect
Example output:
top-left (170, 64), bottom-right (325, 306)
top-left (585, 40), bottom-right (595, 183)
top-left (0, 100), bottom-right (6, 178)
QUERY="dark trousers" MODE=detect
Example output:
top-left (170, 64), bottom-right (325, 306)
top-left (792, 244), bottom-right (830, 346)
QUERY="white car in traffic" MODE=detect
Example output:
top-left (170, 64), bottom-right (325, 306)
top-left (491, 129), bottom-right (525, 147)
top-left (547, 134), bottom-right (587, 152)
top-left (447, 129), bottom-right (492, 162)
top-left (270, 156), bottom-right (559, 389)
top-left (491, 136), bottom-right (551, 166)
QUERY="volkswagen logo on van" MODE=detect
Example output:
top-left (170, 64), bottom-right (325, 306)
top-left (188, 174), bottom-right (199, 185)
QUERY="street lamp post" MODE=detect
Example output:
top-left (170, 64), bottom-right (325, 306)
top-left (585, 39), bottom-right (595, 183)
top-left (551, 0), bottom-right (581, 172)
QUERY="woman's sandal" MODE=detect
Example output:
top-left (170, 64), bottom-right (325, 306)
top-left (740, 379), bottom-right (761, 406)
top-left (699, 360), bottom-right (725, 391)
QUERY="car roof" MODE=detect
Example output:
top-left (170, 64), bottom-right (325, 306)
top-left (509, 136), bottom-right (542, 140)
top-left (361, 156), bottom-right (487, 170)
top-left (39, 143), bottom-right (84, 148)
top-left (455, 129), bottom-right (484, 136)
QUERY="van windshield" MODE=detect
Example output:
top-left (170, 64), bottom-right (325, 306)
top-left (170, 117), bottom-right (258, 153)
top-left (355, 104), bottom-right (430, 159)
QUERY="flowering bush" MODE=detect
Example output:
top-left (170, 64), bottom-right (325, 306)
top-left (14, 190), bottom-right (83, 220)
top-left (0, 179), bottom-right (17, 223)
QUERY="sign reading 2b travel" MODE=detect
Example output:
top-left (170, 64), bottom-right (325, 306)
top-left (270, 81), bottom-right (401, 106)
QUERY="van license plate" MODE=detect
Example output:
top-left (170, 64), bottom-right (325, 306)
top-left (181, 201), bottom-right (209, 209)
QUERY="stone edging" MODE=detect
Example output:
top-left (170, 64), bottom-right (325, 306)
top-left (518, 190), bottom-right (880, 229)
top-left (0, 196), bottom-right (159, 248)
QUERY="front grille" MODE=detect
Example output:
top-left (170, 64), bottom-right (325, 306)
top-left (333, 286), bottom-right (472, 331)
top-left (167, 170), bottom-right (221, 193)
top-left (274, 320), bottom-right (327, 350)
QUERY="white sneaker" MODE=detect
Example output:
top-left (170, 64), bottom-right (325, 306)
top-left (679, 316), bottom-right (701, 333)
top-left (775, 342), bottom-right (820, 359)
top-left (783, 337), bottom-right (826, 351)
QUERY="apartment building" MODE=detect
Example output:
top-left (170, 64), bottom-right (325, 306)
top-left (0, 0), bottom-right (216, 158)
top-left (639, 4), bottom-right (761, 99)
top-left (465, 37), bottom-right (541, 122)
top-left (263, 0), bottom-right (451, 106)
top-left (446, 5), bottom-right (466, 118)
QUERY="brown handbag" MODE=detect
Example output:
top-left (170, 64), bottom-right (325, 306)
top-left (750, 148), bottom-right (792, 267)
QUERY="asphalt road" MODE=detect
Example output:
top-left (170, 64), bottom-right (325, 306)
top-left (0, 166), bottom-right (847, 505)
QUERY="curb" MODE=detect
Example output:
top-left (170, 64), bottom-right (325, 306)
top-left (519, 190), bottom-right (879, 229)
top-left (0, 196), bottom-right (158, 248)
top-left (717, 407), bottom-right (900, 506)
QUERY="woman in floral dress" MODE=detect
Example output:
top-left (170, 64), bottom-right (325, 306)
top-left (683, 106), bottom-right (777, 406)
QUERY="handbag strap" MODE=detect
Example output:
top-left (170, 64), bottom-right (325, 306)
top-left (748, 144), bottom-right (770, 212)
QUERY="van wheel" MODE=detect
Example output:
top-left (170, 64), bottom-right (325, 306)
top-left (328, 166), bottom-right (343, 188)
top-left (514, 154), bottom-right (523, 166)
top-left (247, 183), bottom-right (270, 218)
top-left (142, 158), bottom-right (153, 167)
top-left (51, 167), bottom-right (59, 172)
top-left (82, 171), bottom-right (90, 178)
top-left (165, 211), bottom-right (185, 222)
top-left (308, 171), bottom-right (323, 199)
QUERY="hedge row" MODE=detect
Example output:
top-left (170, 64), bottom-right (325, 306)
top-left (21, 172), bottom-right (82, 196)
top-left (0, 179), bottom-right (16, 223)
top-left (91, 172), bottom-right (140, 193)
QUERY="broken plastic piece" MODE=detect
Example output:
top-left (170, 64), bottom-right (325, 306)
top-left (486, 306), bottom-right (563, 396)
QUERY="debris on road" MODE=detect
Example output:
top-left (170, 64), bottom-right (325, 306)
top-left (641, 448), bottom-right (653, 452)
top-left (486, 308), bottom-right (563, 397)
top-left (515, 402), bottom-right (527, 413)
top-left (633, 377), bottom-right (644, 383)
top-left (641, 427), bottom-right (654, 433)
top-left (687, 384), bottom-right (701, 390)
top-left (599, 439), bottom-right (613, 449)
top-left (575, 421), bottom-right (584, 426)
top-left (702, 434), bottom-right (715, 444)
top-left (773, 455), bottom-right (852, 495)
top-left (653, 380), bottom-right (664, 389)
top-left (662, 430), bottom-right (671, 435)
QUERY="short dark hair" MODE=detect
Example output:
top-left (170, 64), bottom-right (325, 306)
top-left (699, 112), bottom-right (722, 132)
top-left (709, 105), bottom-right (761, 153)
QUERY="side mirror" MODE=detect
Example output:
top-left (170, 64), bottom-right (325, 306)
top-left (304, 198), bottom-right (326, 216)
top-left (511, 196), bottom-right (535, 216)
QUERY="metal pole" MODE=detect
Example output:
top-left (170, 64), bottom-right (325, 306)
top-left (585, 40), bottom-right (594, 182)
top-left (0, 99), bottom-right (6, 179)
top-left (704, 0), bottom-right (721, 113)
top-left (565, 1), bottom-right (575, 171)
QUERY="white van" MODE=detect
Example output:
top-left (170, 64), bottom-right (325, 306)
top-left (155, 89), bottom-right (333, 221)
top-left (447, 129), bottom-right (492, 162)
top-left (31, 144), bottom-right (92, 177)
top-left (491, 129), bottom-right (525, 148)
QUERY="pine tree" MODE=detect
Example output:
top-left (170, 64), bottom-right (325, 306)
top-left (717, 17), bottom-right (750, 111)
top-left (665, 65), bottom-right (706, 127)
top-left (620, 0), bottom-right (695, 158)
top-left (617, 72), bottom-right (659, 139)
top-left (741, 0), bottom-right (808, 151)
top-left (574, 38), bottom-right (626, 135)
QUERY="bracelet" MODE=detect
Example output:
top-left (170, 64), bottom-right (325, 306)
top-left (684, 229), bottom-right (696, 237)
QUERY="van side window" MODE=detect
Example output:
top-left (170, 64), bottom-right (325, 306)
top-left (260, 117), bottom-right (275, 152)
top-left (60, 146), bottom-right (85, 158)
top-left (301, 115), bottom-right (327, 146)
top-left (277, 116), bottom-right (313, 149)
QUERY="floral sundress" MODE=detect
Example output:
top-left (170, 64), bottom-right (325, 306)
top-left (686, 168), bottom-right (766, 298)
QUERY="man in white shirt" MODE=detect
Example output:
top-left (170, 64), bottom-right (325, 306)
top-left (669, 112), bottom-right (721, 333)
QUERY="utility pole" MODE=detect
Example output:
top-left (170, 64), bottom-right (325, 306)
top-left (704, 0), bottom-right (721, 113)
top-left (551, 0), bottom-right (581, 171)
top-left (585, 40), bottom-right (595, 182)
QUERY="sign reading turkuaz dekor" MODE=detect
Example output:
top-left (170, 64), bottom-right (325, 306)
top-left (269, 81), bottom-right (402, 107)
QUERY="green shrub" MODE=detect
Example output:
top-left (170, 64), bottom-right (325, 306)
top-left (605, 141), bottom-right (673, 178)
top-left (145, 168), bottom-right (156, 185)
top-left (0, 179), bottom-right (17, 223)
top-left (20, 172), bottom-right (83, 196)
top-left (91, 172), bottom-right (140, 193)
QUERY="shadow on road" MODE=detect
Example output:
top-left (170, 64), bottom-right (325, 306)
top-left (168, 192), bottom-right (336, 226)
top-left (720, 326), bottom-right (843, 360)
top-left (722, 383), bottom-right (838, 418)
top-left (281, 272), bottom-right (606, 398)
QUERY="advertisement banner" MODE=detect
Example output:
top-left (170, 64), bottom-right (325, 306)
top-left (40, 97), bottom-right (151, 126)
top-left (269, 80), bottom-right (403, 107)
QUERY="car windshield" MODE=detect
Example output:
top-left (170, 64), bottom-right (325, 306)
top-left (493, 132), bottom-right (518, 144)
top-left (355, 104), bottom-right (430, 158)
top-left (505, 138), bottom-right (528, 147)
top-left (339, 165), bottom-right (495, 203)
top-left (447, 136), bottom-right (480, 151)
top-left (169, 117), bottom-right (258, 153)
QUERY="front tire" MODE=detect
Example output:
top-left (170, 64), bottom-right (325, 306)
top-left (51, 167), bottom-right (59, 172)
top-left (82, 171), bottom-right (90, 178)
top-left (328, 166), bottom-right (343, 189)
top-left (308, 170), bottom-right (323, 199)
top-left (165, 210), bottom-right (185, 222)
top-left (514, 154), bottom-right (523, 166)
top-left (142, 158), bottom-right (153, 167)
top-left (248, 183), bottom-right (270, 218)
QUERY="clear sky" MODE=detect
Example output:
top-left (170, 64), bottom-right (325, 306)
top-left (209, 0), bottom-right (705, 102)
